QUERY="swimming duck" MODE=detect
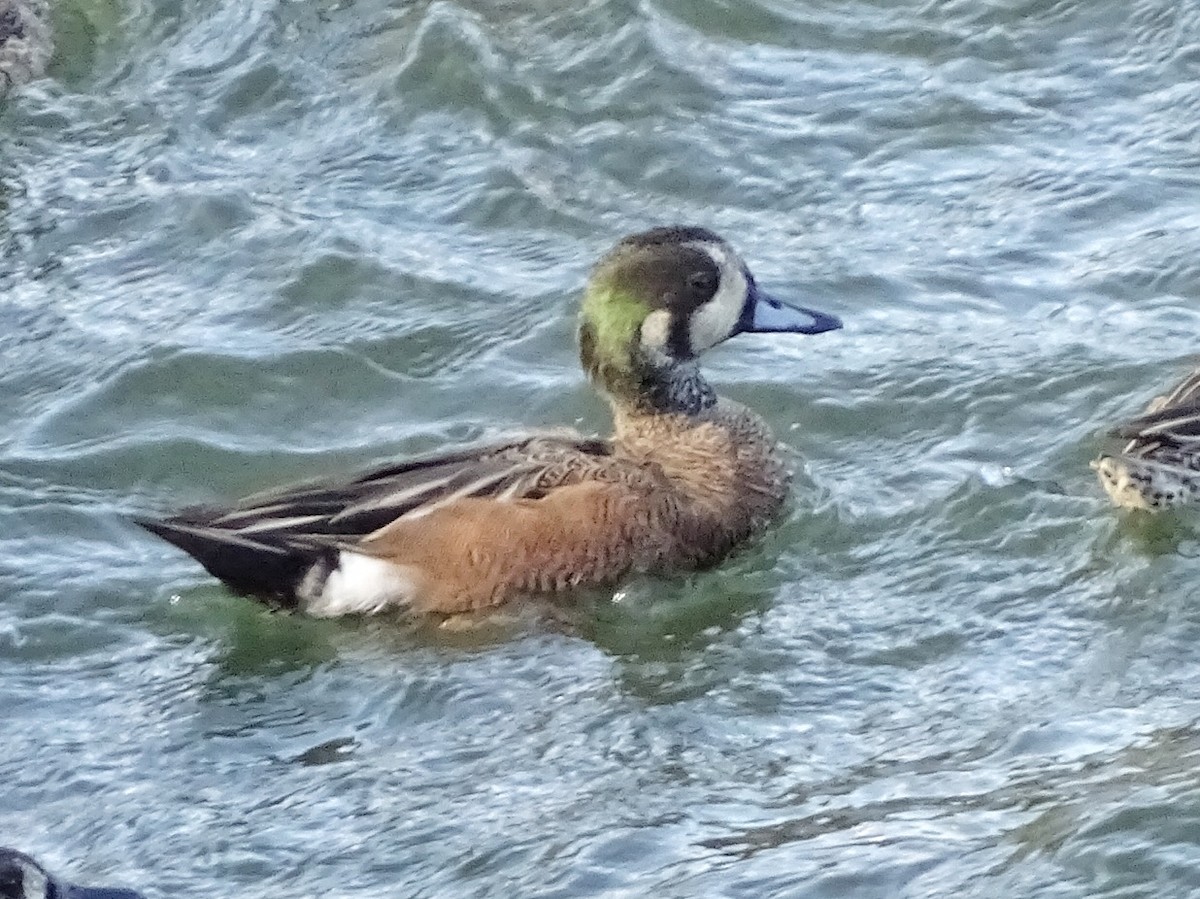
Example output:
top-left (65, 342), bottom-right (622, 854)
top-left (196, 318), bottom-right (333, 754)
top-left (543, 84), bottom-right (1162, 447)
top-left (0, 848), bottom-right (143, 899)
top-left (137, 226), bottom-right (842, 616)
top-left (0, 0), bottom-right (51, 94)
top-left (1093, 365), bottom-right (1200, 510)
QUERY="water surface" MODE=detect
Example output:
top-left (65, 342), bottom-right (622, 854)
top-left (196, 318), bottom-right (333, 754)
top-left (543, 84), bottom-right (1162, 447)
top-left (4, 0), bottom-right (1200, 895)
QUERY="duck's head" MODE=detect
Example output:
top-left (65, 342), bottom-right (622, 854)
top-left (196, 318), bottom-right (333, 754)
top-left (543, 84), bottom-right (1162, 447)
top-left (578, 226), bottom-right (841, 413)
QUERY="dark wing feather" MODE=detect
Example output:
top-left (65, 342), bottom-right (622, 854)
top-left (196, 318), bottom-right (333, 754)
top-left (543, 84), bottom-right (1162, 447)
top-left (135, 435), bottom-right (613, 605)
top-left (1111, 366), bottom-right (1200, 453)
top-left (133, 514), bottom-right (327, 606)
top-left (1159, 366), bottom-right (1200, 408)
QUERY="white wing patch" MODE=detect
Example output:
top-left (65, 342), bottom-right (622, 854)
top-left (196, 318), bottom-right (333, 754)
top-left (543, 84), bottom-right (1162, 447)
top-left (689, 243), bottom-right (749, 353)
top-left (301, 552), bottom-right (418, 617)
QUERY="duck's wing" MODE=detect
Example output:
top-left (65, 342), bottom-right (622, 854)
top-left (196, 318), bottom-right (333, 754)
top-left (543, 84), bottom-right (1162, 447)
top-left (135, 434), bottom-right (616, 607)
top-left (1111, 366), bottom-right (1200, 454)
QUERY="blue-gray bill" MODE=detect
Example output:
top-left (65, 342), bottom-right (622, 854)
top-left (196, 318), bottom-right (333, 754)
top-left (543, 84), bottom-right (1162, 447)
top-left (737, 286), bottom-right (842, 335)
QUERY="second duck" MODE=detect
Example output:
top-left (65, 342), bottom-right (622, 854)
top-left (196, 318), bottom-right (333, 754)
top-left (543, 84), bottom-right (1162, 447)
top-left (1094, 364), bottom-right (1200, 510)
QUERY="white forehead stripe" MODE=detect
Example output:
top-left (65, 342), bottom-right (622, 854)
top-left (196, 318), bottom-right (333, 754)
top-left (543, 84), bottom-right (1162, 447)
top-left (688, 242), bottom-right (749, 353)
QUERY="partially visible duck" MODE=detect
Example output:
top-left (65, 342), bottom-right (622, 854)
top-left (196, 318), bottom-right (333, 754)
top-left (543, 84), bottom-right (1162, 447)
top-left (0, 848), bottom-right (143, 899)
top-left (137, 226), bottom-right (842, 616)
top-left (1093, 364), bottom-right (1200, 510)
top-left (0, 0), bottom-right (51, 95)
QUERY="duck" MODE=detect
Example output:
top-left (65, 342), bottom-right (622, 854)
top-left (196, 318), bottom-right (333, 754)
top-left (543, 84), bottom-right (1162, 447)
top-left (136, 226), bottom-right (842, 616)
top-left (1092, 364), bottom-right (1200, 510)
top-left (0, 848), bottom-right (143, 899)
top-left (0, 0), bottom-right (51, 95)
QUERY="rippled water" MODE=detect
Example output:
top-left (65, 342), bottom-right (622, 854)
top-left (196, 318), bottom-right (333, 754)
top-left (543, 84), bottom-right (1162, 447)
top-left (4, 0), bottom-right (1200, 895)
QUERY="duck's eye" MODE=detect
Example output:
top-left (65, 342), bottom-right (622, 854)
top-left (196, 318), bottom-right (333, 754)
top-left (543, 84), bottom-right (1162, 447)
top-left (688, 271), bottom-right (717, 293)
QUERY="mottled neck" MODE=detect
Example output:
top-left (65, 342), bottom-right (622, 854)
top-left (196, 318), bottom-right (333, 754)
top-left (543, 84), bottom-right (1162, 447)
top-left (579, 311), bottom-right (716, 416)
top-left (636, 354), bottom-right (717, 416)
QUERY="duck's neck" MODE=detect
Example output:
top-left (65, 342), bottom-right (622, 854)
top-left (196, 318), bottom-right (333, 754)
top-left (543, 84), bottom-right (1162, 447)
top-left (586, 350), bottom-right (717, 418)
top-left (634, 354), bottom-right (717, 416)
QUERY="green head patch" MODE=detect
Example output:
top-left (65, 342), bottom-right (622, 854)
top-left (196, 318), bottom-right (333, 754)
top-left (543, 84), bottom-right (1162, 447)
top-left (577, 235), bottom-right (723, 398)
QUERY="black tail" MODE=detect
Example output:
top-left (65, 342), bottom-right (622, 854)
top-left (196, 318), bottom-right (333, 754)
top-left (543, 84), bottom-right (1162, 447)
top-left (134, 515), bottom-right (334, 609)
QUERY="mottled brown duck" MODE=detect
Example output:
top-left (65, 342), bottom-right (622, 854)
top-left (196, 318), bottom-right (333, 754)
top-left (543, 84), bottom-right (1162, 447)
top-left (1093, 365), bottom-right (1200, 510)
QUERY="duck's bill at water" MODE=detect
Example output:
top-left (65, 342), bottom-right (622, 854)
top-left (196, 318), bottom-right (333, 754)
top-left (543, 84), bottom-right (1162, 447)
top-left (736, 285), bottom-right (842, 335)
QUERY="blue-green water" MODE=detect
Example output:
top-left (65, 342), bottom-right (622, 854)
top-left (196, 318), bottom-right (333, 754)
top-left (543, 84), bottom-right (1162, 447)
top-left (4, 0), bottom-right (1200, 895)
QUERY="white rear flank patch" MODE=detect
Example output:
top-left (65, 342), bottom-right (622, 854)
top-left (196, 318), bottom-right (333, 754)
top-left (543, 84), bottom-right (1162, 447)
top-left (301, 552), bottom-right (418, 617)
top-left (688, 243), bottom-right (749, 353)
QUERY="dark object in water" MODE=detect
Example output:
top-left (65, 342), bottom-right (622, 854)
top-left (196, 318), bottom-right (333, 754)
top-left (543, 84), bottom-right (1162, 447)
top-left (0, 849), bottom-right (144, 899)
top-left (0, 0), bottom-right (52, 93)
